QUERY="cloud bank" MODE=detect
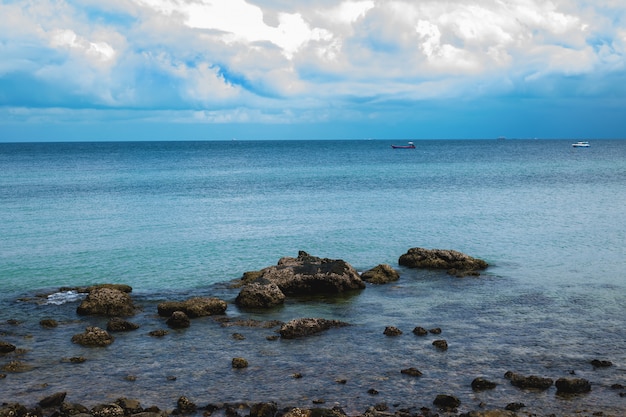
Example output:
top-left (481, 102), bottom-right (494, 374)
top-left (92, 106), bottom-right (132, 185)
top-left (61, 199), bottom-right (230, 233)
top-left (1, 0), bottom-right (625, 139)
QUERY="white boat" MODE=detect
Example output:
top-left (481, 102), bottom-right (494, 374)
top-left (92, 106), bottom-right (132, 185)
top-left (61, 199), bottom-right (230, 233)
top-left (572, 141), bottom-right (590, 148)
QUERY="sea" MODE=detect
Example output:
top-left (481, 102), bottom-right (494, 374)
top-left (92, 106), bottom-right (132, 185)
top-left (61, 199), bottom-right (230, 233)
top-left (1, 139), bottom-right (625, 416)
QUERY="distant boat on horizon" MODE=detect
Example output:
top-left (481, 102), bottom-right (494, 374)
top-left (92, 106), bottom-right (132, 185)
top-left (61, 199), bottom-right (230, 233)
top-left (391, 141), bottom-right (415, 149)
top-left (572, 141), bottom-right (590, 148)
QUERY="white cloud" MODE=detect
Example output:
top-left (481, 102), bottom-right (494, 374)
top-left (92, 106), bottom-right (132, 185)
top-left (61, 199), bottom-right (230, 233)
top-left (1, 0), bottom-right (625, 125)
top-left (49, 29), bottom-right (116, 62)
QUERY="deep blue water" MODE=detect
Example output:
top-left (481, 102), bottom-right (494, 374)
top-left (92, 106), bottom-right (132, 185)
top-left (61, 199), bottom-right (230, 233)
top-left (1, 140), bottom-right (625, 415)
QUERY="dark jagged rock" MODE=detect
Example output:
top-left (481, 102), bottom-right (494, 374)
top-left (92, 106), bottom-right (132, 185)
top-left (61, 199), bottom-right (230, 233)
top-left (71, 326), bottom-right (114, 347)
top-left (149, 329), bottom-right (169, 337)
top-left (0, 341), bottom-right (16, 353)
top-left (279, 318), bottom-right (350, 339)
top-left (360, 264), bottom-right (399, 284)
top-left (432, 340), bottom-right (448, 350)
top-left (505, 403), bottom-right (525, 411)
top-left (107, 317), bottom-right (140, 332)
top-left (591, 359), bottom-right (612, 368)
top-left (237, 252), bottom-right (365, 305)
top-left (399, 247), bottom-right (488, 276)
top-left (157, 297), bottom-right (227, 318)
top-left (235, 281), bottom-right (286, 308)
top-left (232, 357), bottom-right (249, 368)
top-left (166, 311), bottom-right (191, 329)
top-left (76, 287), bottom-right (137, 317)
top-left (412, 326), bottom-right (428, 336)
top-left (38, 392), bottom-right (66, 408)
top-left (429, 327), bottom-right (442, 334)
top-left (504, 371), bottom-right (553, 390)
top-left (176, 396), bottom-right (196, 414)
top-left (0, 403), bottom-right (28, 417)
top-left (471, 377), bottom-right (497, 391)
top-left (383, 326), bottom-right (402, 336)
top-left (400, 367), bottom-right (423, 377)
top-left (249, 402), bottom-right (278, 417)
top-left (433, 394), bottom-right (460, 410)
top-left (555, 377), bottom-right (592, 394)
top-left (60, 402), bottom-right (90, 415)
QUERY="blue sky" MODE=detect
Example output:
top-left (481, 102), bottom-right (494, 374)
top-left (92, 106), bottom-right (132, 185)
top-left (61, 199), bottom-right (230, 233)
top-left (1, 0), bottom-right (625, 141)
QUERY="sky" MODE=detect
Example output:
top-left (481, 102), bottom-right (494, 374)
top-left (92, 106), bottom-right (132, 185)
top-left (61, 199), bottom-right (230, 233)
top-left (1, 0), bottom-right (625, 141)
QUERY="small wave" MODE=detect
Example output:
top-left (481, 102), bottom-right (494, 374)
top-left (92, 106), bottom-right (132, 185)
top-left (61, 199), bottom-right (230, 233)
top-left (45, 290), bottom-right (85, 305)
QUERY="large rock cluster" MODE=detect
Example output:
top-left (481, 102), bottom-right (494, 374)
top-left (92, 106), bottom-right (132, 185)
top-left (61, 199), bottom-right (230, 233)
top-left (235, 251), bottom-right (365, 308)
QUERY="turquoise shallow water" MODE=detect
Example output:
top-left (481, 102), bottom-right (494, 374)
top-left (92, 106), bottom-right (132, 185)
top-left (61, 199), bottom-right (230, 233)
top-left (1, 140), bottom-right (625, 415)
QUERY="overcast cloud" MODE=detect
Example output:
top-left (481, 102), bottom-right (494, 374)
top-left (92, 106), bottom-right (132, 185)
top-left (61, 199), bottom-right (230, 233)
top-left (1, 0), bottom-right (625, 140)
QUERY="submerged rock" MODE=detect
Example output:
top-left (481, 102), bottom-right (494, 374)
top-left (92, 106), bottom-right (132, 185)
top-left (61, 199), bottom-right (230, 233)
top-left (106, 317), bottom-right (140, 332)
top-left (76, 287), bottom-right (137, 317)
top-left (279, 318), bottom-right (350, 339)
top-left (361, 264), bottom-right (400, 284)
top-left (398, 247), bottom-right (488, 276)
top-left (157, 297), bottom-right (227, 318)
top-left (383, 326), bottom-right (403, 336)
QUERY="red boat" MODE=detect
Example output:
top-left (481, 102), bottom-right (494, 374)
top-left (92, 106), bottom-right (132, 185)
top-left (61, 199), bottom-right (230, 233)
top-left (391, 142), bottom-right (415, 149)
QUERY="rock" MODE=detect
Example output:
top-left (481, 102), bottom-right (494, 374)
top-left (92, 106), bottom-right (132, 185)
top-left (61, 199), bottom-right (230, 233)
top-left (0, 341), bottom-right (16, 353)
top-left (555, 377), bottom-right (591, 394)
top-left (504, 371), bottom-right (553, 390)
top-left (235, 282), bottom-right (286, 308)
top-left (39, 319), bottom-right (58, 328)
top-left (61, 402), bottom-right (90, 415)
top-left (466, 411), bottom-right (518, 417)
top-left (0, 403), bottom-right (28, 417)
top-left (279, 318), bottom-right (350, 339)
top-left (115, 398), bottom-right (143, 414)
top-left (166, 311), bottom-right (191, 329)
top-left (71, 326), bottom-right (114, 347)
top-left (412, 327), bottom-right (428, 336)
top-left (249, 402), bottom-right (278, 417)
top-left (157, 297), bottom-right (227, 318)
top-left (429, 328), bottom-right (442, 334)
top-left (76, 287), bottom-right (137, 317)
top-left (107, 317), bottom-right (140, 332)
top-left (433, 394), bottom-right (460, 410)
top-left (400, 367), bottom-right (423, 377)
top-left (360, 264), bottom-right (399, 284)
top-left (590, 359), bottom-right (612, 368)
top-left (471, 377), bottom-right (497, 391)
top-left (398, 247), bottom-right (488, 275)
top-left (383, 326), bottom-right (402, 336)
top-left (432, 340), bottom-right (448, 350)
top-left (91, 403), bottom-right (125, 417)
top-left (87, 284), bottom-right (133, 293)
top-left (176, 396), bottom-right (196, 414)
top-left (149, 330), bottom-right (169, 337)
top-left (504, 403), bottom-right (525, 411)
top-left (38, 392), bottom-right (66, 408)
top-left (1, 360), bottom-right (32, 372)
top-left (238, 251), bottom-right (365, 301)
top-left (232, 357), bottom-right (249, 368)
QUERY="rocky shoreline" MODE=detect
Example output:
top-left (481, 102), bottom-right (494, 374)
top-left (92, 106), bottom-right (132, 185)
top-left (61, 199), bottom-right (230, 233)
top-left (2, 250), bottom-right (624, 417)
